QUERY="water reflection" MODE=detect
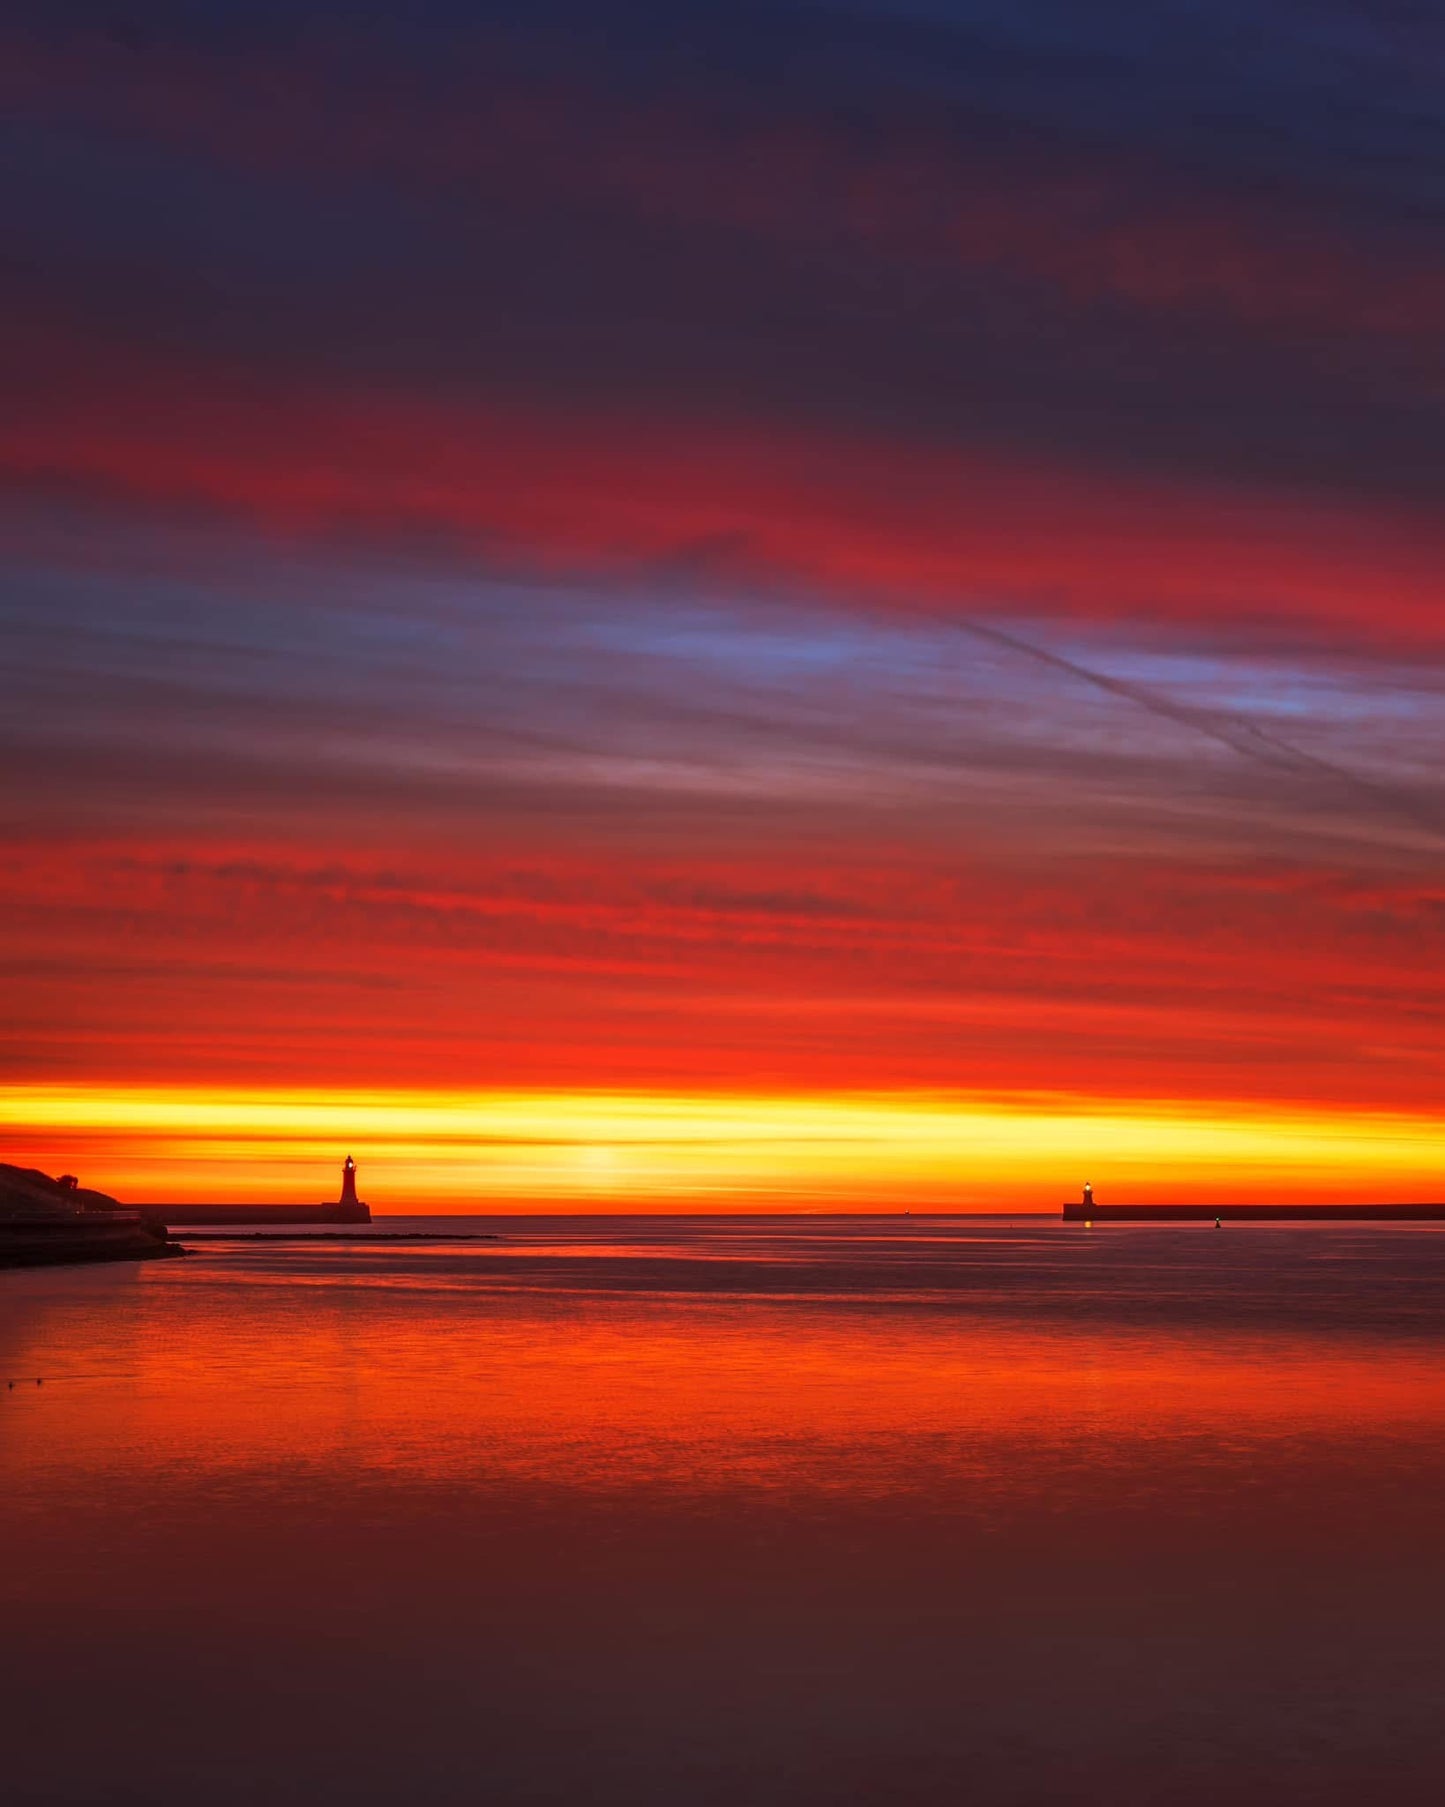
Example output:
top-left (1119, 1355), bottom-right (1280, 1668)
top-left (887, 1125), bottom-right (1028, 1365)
top-left (4, 1219), bottom-right (1445, 1805)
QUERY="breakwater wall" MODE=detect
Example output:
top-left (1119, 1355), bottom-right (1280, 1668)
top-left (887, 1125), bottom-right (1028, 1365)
top-left (140, 1202), bottom-right (372, 1227)
top-left (1062, 1202), bottom-right (1445, 1223)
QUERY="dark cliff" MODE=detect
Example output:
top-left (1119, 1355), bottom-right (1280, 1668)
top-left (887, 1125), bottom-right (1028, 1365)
top-left (0, 1164), bottom-right (183, 1268)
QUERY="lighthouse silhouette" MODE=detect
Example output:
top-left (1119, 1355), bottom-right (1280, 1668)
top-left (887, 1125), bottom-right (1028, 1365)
top-left (335, 1155), bottom-right (370, 1220)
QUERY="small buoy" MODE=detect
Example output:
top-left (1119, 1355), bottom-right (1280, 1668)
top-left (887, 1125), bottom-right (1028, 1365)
top-left (1214, 1216), bottom-right (1222, 1229)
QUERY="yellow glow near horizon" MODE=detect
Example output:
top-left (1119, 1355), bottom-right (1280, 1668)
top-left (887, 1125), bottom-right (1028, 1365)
top-left (2, 1084), bottom-right (1441, 1209)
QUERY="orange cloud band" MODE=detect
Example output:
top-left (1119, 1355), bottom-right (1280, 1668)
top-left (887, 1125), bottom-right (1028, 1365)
top-left (4, 1084), bottom-right (1440, 1211)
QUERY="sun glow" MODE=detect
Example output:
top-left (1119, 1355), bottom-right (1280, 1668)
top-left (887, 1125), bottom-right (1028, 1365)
top-left (3, 1085), bottom-right (1440, 1211)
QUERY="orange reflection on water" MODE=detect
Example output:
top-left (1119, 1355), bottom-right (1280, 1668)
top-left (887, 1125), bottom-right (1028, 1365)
top-left (8, 1246), bottom-right (1445, 1516)
top-left (9, 1225), bottom-right (1445, 1807)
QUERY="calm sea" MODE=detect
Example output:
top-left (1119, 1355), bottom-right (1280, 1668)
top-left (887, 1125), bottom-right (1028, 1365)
top-left (4, 1215), bottom-right (1445, 1804)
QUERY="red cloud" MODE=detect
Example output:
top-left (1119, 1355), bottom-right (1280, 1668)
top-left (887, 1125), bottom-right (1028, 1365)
top-left (4, 835), bottom-right (1441, 1112)
top-left (4, 356), bottom-right (1441, 649)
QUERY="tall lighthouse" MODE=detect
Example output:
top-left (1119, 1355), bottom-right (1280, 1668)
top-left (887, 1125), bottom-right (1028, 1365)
top-left (336, 1155), bottom-right (369, 1220)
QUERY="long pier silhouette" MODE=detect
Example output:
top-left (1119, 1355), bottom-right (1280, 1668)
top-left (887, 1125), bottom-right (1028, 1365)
top-left (1063, 1183), bottom-right (1445, 1223)
top-left (141, 1155), bottom-right (373, 1229)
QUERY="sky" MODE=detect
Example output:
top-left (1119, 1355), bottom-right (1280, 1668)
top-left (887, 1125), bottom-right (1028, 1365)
top-left (2, 0), bottom-right (1442, 1208)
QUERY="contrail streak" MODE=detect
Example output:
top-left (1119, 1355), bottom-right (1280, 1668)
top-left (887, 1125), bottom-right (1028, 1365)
top-left (961, 618), bottom-right (1443, 840)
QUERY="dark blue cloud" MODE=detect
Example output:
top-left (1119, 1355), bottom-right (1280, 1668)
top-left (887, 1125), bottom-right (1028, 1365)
top-left (4, 12), bottom-right (1442, 522)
